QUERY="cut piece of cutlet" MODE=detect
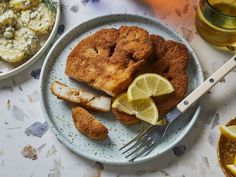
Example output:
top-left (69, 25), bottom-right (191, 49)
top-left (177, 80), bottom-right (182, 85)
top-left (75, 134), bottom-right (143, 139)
top-left (65, 26), bottom-right (153, 97)
top-left (51, 81), bottom-right (111, 112)
top-left (72, 106), bottom-right (108, 140)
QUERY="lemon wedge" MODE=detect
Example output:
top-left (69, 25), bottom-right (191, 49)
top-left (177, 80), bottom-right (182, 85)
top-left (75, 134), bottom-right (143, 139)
top-left (127, 73), bottom-right (174, 101)
top-left (112, 93), bottom-right (159, 125)
top-left (220, 125), bottom-right (236, 139)
top-left (227, 165), bottom-right (236, 176)
top-left (226, 155), bottom-right (236, 176)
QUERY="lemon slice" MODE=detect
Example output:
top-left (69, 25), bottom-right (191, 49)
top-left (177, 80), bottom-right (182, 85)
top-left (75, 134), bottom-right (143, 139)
top-left (112, 93), bottom-right (159, 125)
top-left (127, 73), bottom-right (174, 101)
top-left (220, 125), bottom-right (236, 139)
top-left (227, 165), bottom-right (236, 176)
top-left (226, 155), bottom-right (236, 176)
top-left (112, 92), bottom-right (133, 115)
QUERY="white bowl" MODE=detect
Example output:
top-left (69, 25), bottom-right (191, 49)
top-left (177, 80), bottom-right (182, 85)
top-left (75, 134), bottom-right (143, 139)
top-left (0, 0), bottom-right (61, 80)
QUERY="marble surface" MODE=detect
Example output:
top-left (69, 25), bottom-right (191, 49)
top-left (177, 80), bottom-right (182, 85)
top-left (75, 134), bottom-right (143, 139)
top-left (0, 0), bottom-right (236, 176)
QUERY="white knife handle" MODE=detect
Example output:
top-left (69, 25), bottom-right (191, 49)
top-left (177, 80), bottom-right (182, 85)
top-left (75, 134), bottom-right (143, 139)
top-left (177, 55), bottom-right (236, 113)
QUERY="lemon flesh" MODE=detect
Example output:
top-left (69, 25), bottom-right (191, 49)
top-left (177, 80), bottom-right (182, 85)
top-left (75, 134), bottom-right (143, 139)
top-left (112, 93), bottom-right (159, 125)
top-left (127, 73), bottom-right (174, 101)
top-left (227, 165), bottom-right (236, 176)
top-left (220, 125), bottom-right (236, 139)
top-left (112, 93), bottom-right (133, 115)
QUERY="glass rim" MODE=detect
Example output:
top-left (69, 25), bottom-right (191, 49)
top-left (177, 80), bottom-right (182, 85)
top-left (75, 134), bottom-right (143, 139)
top-left (205, 0), bottom-right (236, 18)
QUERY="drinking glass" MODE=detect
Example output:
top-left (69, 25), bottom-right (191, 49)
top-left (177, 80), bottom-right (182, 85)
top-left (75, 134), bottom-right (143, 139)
top-left (195, 0), bottom-right (236, 51)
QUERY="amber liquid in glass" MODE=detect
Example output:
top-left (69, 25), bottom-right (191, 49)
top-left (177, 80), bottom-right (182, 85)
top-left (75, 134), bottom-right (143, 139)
top-left (195, 0), bottom-right (236, 50)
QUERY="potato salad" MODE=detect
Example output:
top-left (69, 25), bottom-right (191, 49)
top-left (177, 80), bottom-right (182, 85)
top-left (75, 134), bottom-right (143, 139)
top-left (0, 0), bottom-right (55, 62)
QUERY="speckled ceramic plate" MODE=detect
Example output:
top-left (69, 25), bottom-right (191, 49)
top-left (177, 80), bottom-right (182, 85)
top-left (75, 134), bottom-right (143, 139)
top-left (0, 0), bottom-right (60, 80)
top-left (40, 14), bottom-right (204, 165)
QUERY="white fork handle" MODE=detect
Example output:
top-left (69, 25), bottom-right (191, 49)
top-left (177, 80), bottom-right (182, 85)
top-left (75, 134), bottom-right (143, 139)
top-left (177, 55), bottom-right (236, 113)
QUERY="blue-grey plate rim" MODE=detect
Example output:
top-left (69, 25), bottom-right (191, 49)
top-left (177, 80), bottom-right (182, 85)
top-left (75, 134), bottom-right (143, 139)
top-left (40, 14), bottom-right (204, 165)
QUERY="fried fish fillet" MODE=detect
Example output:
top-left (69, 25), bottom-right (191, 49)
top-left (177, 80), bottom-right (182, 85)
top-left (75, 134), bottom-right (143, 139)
top-left (65, 26), bottom-right (153, 97)
top-left (72, 107), bottom-right (108, 140)
top-left (113, 35), bottom-right (190, 124)
top-left (51, 81), bottom-right (111, 112)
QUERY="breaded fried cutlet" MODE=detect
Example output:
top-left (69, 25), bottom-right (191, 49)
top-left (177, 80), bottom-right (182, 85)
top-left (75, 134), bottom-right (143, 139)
top-left (65, 26), bottom-right (153, 97)
top-left (72, 107), bottom-right (108, 140)
top-left (113, 34), bottom-right (190, 124)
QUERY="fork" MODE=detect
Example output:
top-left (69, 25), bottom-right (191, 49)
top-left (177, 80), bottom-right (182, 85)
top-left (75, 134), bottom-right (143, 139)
top-left (120, 55), bottom-right (236, 162)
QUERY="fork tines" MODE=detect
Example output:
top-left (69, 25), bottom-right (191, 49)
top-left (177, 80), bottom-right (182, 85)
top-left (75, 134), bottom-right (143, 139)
top-left (119, 125), bottom-right (155, 162)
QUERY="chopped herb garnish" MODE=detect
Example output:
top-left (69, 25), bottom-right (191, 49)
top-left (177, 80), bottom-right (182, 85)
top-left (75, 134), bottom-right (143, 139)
top-left (43, 0), bottom-right (57, 13)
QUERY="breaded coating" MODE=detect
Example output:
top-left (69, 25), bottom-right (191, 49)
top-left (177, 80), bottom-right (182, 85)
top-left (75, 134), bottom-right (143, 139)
top-left (51, 81), bottom-right (111, 112)
top-left (65, 26), bottom-right (153, 97)
top-left (150, 35), bottom-right (189, 115)
top-left (113, 35), bottom-right (190, 124)
top-left (72, 107), bottom-right (108, 140)
top-left (112, 108), bottom-right (140, 125)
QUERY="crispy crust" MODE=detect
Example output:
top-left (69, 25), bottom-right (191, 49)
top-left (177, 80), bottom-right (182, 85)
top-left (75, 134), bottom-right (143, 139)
top-left (65, 26), bottom-right (153, 97)
top-left (72, 107), bottom-right (108, 140)
top-left (112, 108), bottom-right (140, 125)
top-left (150, 35), bottom-right (189, 115)
top-left (113, 34), bottom-right (190, 125)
